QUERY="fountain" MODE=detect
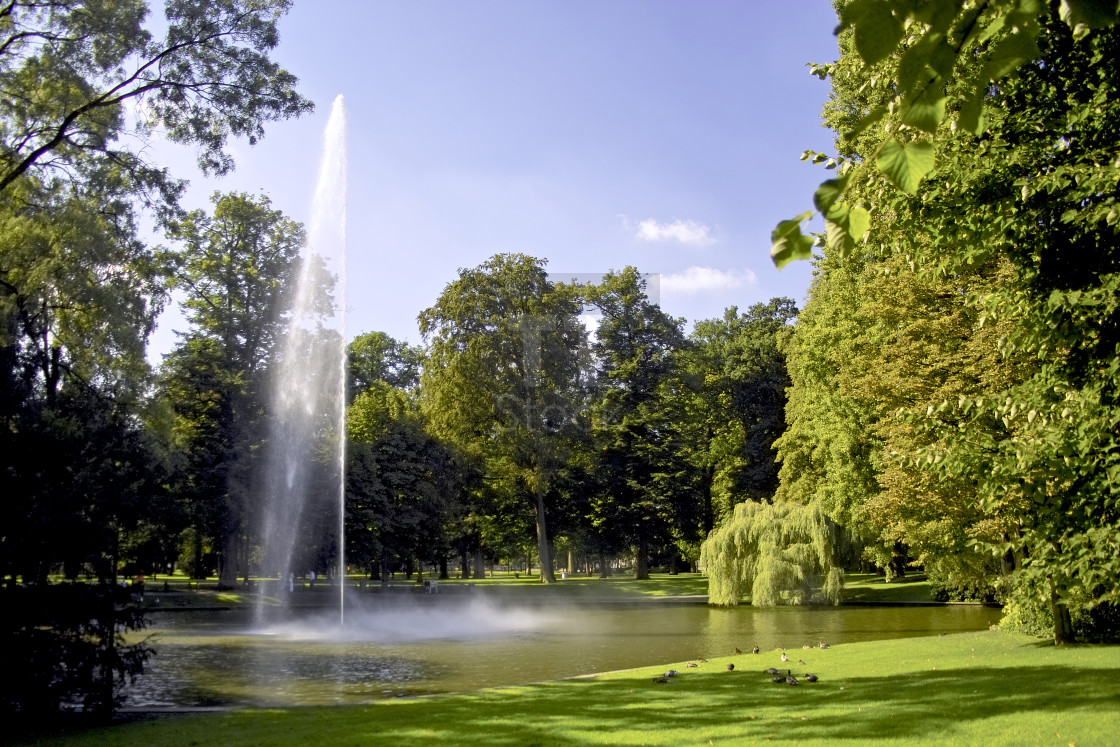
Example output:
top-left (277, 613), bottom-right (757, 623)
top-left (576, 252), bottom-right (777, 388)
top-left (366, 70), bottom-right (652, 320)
top-left (257, 94), bottom-right (348, 624)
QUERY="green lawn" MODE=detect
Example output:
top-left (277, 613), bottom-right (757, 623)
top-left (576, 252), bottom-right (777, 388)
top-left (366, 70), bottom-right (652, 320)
top-left (841, 572), bottom-right (937, 603)
top-left (21, 630), bottom-right (1120, 746)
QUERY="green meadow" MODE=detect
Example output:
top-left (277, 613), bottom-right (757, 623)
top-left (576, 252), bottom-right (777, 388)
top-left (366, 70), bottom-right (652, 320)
top-left (20, 630), bottom-right (1119, 746)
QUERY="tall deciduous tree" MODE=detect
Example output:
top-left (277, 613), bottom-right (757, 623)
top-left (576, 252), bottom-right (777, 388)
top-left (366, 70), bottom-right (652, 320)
top-left (419, 254), bottom-right (587, 583)
top-left (585, 268), bottom-right (692, 579)
top-left (348, 330), bottom-right (423, 397)
top-left (0, 0), bottom-right (312, 196)
top-left (687, 299), bottom-right (797, 527)
top-left (775, 3), bottom-right (1120, 641)
top-left (160, 191), bottom-right (306, 582)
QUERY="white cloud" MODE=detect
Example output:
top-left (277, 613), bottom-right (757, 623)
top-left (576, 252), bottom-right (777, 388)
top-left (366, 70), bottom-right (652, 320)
top-left (634, 218), bottom-right (715, 246)
top-left (661, 266), bottom-right (757, 294)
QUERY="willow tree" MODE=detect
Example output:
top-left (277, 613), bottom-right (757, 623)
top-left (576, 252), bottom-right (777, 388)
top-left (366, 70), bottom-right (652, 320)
top-left (700, 501), bottom-right (842, 606)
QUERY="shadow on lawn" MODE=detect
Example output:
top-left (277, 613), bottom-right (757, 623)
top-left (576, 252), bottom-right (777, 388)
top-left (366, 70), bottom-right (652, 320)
top-left (366, 664), bottom-right (1119, 745)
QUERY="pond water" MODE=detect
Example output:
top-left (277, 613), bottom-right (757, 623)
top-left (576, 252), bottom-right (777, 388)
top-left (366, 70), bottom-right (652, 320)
top-left (124, 596), bottom-right (1001, 708)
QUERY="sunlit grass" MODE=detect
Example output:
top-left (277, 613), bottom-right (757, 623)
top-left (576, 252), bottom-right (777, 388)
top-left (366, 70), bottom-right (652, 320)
top-left (842, 572), bottom-right (937, 603)
top-left (28, 630), bottom-right (1120, 746)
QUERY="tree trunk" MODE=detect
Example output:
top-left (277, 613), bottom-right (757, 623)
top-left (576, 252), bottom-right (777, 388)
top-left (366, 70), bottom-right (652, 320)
top-left (439, 556), bottom-right (449, 580)
top-left (460, 549), bottom-right (471, 579)
top-left (473, 548), bottom-right (486, 579)
top-left (567, 549), bottom-right (574, 575)
top-left (634, 533), bottom-right (650, 580)
top-left (598, 547), bottom-right (612, 578)
top-left (535, 488), bottom-right (556, 583)
top-left (1051, 581), bottom-right (1076, 644)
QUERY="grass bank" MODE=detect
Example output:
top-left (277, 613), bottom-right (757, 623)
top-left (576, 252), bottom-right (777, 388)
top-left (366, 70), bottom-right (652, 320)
top-left (20, 630), bottom-right (1120, 746)
top-left (138, 571), bottom-right (944, 610)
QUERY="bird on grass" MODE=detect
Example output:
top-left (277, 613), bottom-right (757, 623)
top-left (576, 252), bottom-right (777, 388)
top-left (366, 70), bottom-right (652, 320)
top-left (726, 663), bottom-right (735, 671)
top-left (734, 647), bottom-right (742, 655)
top-left (785, 671), bottom-right (800, 686)
top-left (771, 673), bottom-right (785, 684)
top-left (805, 673), bottom-right (819, 683)
top-left (752, 646), bottom-right (760, 654)
top-left (797, 659), bottom-right (806, 666)
top-left (765, 667), bottom-right (782, 675)
top-left (686, 662), bottom-right (699, 668)
top-left (653, 675), bottom-right (670, 683)
top-left (818, 642), bottom-right (830, 649)
top-left (780, 652), bottom-right (789, 662)
top-left (665, 670), bottom-right (680, 677)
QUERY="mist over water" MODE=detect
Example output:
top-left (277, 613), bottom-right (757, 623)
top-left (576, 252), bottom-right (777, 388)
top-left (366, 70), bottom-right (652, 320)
top-left (257, 95), bottom-right (348, 618)
top-left (254, 598), bottom-right (557, 644)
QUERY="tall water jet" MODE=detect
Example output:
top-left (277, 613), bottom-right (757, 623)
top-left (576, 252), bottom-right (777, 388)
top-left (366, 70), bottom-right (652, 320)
top-left (258, 95), bottom-right (348, 624)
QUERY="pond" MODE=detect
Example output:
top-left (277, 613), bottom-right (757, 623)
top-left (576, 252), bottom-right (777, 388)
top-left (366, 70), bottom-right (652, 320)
top-left (123, 595), bottom-right (1001, 708)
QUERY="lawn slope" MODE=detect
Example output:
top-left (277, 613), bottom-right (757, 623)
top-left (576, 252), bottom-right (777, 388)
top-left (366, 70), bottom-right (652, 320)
top-left (23, 630), bottom-right (1120, 746)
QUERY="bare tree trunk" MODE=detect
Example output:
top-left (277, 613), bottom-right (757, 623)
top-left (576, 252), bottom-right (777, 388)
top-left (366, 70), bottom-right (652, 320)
top-left (460, 549), bottom-right (471, 579)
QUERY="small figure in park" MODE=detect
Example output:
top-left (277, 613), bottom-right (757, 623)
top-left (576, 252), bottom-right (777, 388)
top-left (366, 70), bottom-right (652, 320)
top-left (289, 572), bottom-right (295, 593)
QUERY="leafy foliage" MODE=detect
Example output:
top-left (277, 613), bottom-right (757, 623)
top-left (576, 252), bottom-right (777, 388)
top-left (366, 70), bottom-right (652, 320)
top-left (0, 583), bottom-right (149, 716)
top-left (700, 501), bottom-right (842, 606)
top-left (772, 0), bottom-right (1120, 267)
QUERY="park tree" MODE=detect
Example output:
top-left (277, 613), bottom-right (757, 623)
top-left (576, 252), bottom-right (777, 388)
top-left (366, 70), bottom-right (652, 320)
top-left (419, 254), bottom-right (588, 583)
top-left (769, 2), bottom-right (1120, 641)
top-left (686, 299), bottom-right (797, 528)
top-left (0, 0), bottom-right (311, 714)
top-left (584, 268), bottom-right (694, 579)
top-left (0, 0), bottom-right (311, 197)
top-left (700, 500), bottom-right (843, 606)
top-left (348, 330), bottom-right (423, 397)
top-left (346, 381), bottom-right (462, 582)
top-left (159, 191), bottom-right (308, 582)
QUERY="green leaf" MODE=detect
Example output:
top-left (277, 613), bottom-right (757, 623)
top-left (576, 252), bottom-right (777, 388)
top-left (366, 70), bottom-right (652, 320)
top-left (1059, 0), bottom-right (1120, 29)
top-left (911, 0), bottom-right (962, 33)
top-left (848, 206), bottom-right (871, 239)
top-left (770, 211), bottom-right (815, 269)
top-left (813, 174), bottom-right (852, 220)
top-left (825, 219), bottom-right (849, 256)
top-left (844, 0), bottom-right (906, 65)
top-left (876, 139), bottom-right (936, 194)
top-left (958, 84), bottom-right (987, 135)
top-left (901, 78), bottom-right (947, 133)
top-left (980, 31), bottom-right (1041, 84)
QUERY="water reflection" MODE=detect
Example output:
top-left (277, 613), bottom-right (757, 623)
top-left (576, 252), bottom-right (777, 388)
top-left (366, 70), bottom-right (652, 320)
top-left (126, 598), bottom-right (1000, 708)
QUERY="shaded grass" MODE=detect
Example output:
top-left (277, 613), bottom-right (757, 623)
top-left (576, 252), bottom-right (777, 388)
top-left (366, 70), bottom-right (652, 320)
top-left (20, 631), bottom-right (1120, 746)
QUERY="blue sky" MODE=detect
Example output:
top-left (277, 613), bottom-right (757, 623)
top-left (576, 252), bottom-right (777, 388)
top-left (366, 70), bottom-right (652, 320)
top-left (146, 0), bottom-right (842, 358)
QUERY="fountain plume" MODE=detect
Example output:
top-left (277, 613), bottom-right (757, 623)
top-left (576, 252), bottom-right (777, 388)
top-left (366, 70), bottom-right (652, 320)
top-left (257, 95), bottom-right (347, 623)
